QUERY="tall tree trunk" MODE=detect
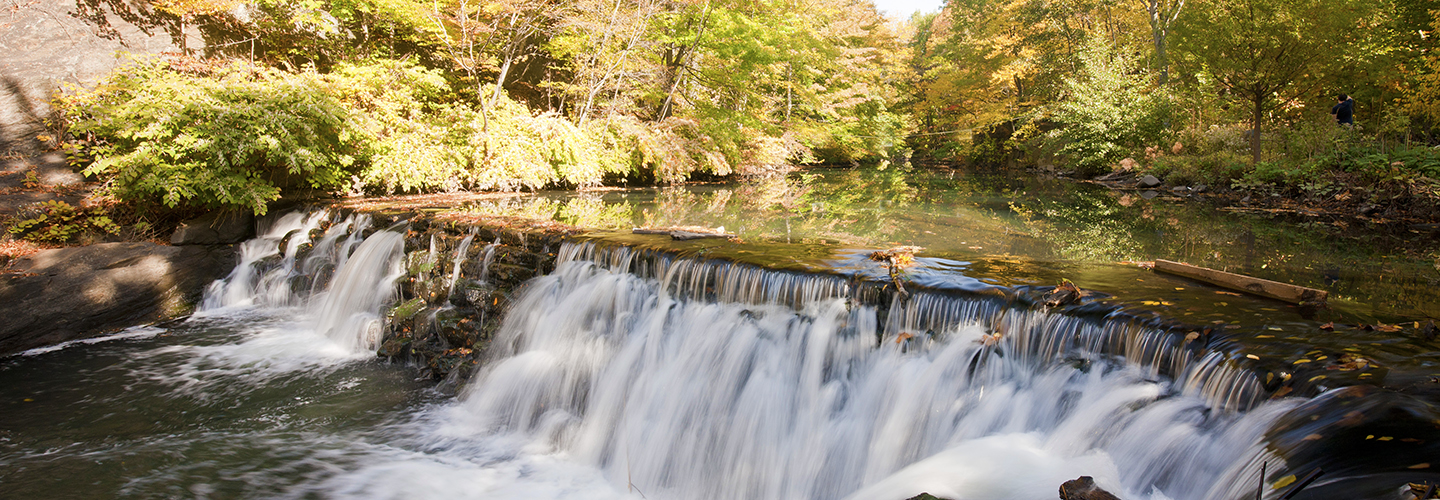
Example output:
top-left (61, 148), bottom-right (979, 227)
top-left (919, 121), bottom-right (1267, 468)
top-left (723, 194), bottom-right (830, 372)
top-left (1250, 96), bottom-right (1264, 165)
top-left (493, 50), bottom-right (516, 103)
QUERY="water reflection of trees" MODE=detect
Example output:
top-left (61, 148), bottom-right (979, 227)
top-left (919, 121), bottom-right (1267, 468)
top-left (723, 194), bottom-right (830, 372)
top-left (454, 167), bottom-right (1438, 319)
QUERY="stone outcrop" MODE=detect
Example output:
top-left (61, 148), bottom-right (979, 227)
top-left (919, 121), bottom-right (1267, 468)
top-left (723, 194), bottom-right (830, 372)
top-left (0, 241), bottom-right (235, 355)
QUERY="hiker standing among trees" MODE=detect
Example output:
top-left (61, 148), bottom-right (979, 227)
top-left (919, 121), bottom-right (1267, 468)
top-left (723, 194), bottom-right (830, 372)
top-left (1331, 93), bottom-right (1355, 126)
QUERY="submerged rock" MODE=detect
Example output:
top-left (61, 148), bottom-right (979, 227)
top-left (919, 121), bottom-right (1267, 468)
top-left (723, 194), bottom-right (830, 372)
top-left (0, 242), bottom-right (236, 355)
top-left (1059, 476), bottom-right (1121, 500)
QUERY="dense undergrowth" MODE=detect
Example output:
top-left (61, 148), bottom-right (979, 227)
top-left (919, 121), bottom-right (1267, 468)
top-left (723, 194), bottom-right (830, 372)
top-left (55, 57), bottom-right (812, 217)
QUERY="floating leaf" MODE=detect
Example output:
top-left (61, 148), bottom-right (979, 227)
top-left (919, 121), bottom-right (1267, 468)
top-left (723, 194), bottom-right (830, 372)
top-left (1320, 322), bottom-right (1335, 331)
top-left (1302, 433), bottom-right (1323, 441)
top-left (1273, 475), bottom-right (1297, 489)
top-left (1374, 323), bottom-right (1402, 332)
top-left (1409, 463), bottom-right (1430, 469)
top-left (1185, 331), bottom-right (1200, 343)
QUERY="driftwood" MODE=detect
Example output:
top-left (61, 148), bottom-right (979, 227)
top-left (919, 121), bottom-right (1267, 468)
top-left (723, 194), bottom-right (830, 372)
top-left (632, 228), bottom-right (736, 240)
top-left (1043, 279), bottom-right (1082, 307)
top-left (1153, 259), bottom-right (1328, 304)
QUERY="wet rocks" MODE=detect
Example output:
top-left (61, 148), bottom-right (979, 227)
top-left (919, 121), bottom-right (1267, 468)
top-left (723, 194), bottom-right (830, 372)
top-left (0, 241), bottom-right (236, 355)
top-left (376, 216), bottom-right (568, 380)
top-left (1138, 175), bottom-right (1162, 188)
top-left (1059, 476), bottom-right (1122, 500)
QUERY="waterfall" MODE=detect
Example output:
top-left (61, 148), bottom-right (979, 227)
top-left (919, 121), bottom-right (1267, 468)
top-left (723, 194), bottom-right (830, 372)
top-left (200, 210), bottom-right (406, 354)
top-left (313, 231), bottom-right (405, 352)
top-left (204, 210), bottom-right (328, 309)
top-left (477, 238), bottom-right (501, 285)
top-left (449, 256), bottom-right (1299, 500)
top-left (186, 214), bottom-right (1320, 498)
top-left (446, 229), bottom-right (478, 296)
top-left (558, 240), bottom-right (1268, 413)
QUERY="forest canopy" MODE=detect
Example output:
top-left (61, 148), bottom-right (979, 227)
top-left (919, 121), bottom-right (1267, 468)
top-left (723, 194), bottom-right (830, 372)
top-left (52, 0), bottom-right (1440, 214)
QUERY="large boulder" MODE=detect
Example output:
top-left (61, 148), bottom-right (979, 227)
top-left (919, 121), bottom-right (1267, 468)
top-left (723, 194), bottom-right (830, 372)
top-left (0, 242), bottom-right (235, 355)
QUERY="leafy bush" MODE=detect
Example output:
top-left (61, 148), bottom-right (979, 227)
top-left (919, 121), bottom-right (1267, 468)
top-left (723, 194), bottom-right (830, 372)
top-left (6, 201), bottom-right (120, 244)
top-left (1046, 40), bottom-right (1170, 177)
top-left (59, 59), bottom-right (360, 215)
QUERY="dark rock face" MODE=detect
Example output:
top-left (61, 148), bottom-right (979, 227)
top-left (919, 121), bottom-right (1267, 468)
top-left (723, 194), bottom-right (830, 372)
top-left (171, 210), bottom-right (256, 245)
top-left (0, 242), bottom-right (235, 355)
top-left (1059, 476), bottom-right (1121, 500)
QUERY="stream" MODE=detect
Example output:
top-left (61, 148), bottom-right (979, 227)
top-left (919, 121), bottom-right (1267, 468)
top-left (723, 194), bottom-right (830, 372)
top-left (2, 166), bottom-right (1437, 499)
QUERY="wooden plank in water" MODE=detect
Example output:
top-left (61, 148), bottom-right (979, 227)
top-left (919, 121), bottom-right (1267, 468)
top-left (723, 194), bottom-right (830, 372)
top-left (1153, 259), bottom-right (1328, 304)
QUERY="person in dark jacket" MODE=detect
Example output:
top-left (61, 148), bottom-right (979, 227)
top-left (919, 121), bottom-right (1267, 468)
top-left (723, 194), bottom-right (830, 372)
top-left (1331, 94), bottom-right (1354, 126)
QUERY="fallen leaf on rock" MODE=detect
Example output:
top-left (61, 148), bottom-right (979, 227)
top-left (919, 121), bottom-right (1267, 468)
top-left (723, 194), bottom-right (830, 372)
top-left (896, 332), bottom-right (914, 344)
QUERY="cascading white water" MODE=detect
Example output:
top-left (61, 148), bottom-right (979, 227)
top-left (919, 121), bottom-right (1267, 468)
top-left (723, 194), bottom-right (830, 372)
top-left (313, 231), bottom-right (406, 352)
top-left (200, 211), bottom-right (406, 355)
top-left (434, 257), bottom-right (1300, 500)
top-left (204, 211), bottom-right (328, 309)
top-left (447, 229), bottom-right (479, 296)
top-left (477, 238), bottom-right (501, 285)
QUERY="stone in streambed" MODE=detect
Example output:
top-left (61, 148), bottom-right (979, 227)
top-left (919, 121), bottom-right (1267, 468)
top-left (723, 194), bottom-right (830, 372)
top-left (1059, 476), bottom-right (1121, 500)
top-left (1138, 175), bottom-right (1162, 188)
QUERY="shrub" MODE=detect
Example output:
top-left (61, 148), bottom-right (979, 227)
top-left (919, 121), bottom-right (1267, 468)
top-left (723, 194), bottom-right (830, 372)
top-left (6, 201), bottom-right (120, 244)
top-left (1046, 40), bottom-right (1170, 177)
top-left (59, 58), bottom-right (360, 215)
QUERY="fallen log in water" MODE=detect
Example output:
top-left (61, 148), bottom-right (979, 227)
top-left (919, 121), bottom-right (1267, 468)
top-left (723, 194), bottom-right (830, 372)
top-left (1153, 259), bottom-right (1328, 304)
top-left (632, 227), bottom-right (736, 240)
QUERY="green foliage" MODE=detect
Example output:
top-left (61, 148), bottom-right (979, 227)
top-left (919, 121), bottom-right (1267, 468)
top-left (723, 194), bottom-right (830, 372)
top-left (60, 59), bottom-right (360, 215)
top-left (6, 201), bottom-right (121, 244)
top-left (1046, 40), bottom-right (1169, 177)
